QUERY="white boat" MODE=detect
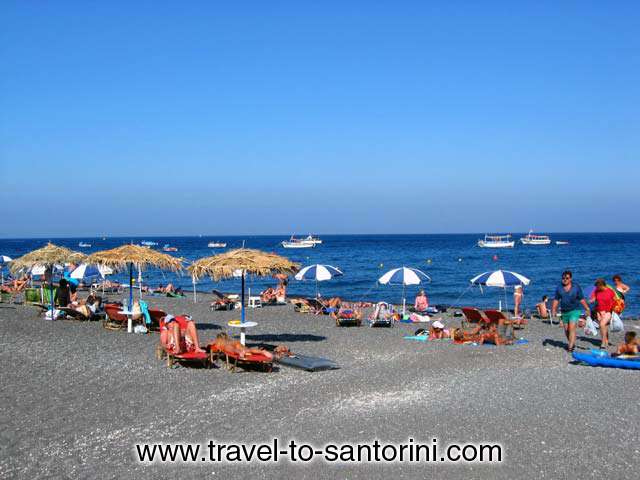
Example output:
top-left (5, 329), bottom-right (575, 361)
top-left (520, 230), bottom-right (551, 245)
top-left (141, 240), bottom-right (158, 246)
top-left (162, 244), bottom-right (178, 252)
top-left (303, 235), bottom-right (323, 245)
top-left (556, 241), bottom-right (570, 245)
top-left (78, 242), bottom-right (91, 248)
top-left (208, 241), bottom-right (227, 248)
top-left (477, 234), bottom-right (515, 248)
top-left (282, 236), bottom-right (315, 249)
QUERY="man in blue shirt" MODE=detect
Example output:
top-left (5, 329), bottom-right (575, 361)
top-left (551, 270), bottom-right (591, 352)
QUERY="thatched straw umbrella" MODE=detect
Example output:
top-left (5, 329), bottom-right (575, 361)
top-left (10, 243), bottom-right (86, 316)
top-left (189, 248), bottom-right (298, 344)
top-left (85, 244), bottom-right (183, 308)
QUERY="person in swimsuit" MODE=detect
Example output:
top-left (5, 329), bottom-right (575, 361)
top-left (536, 295), bottom-right (549, 320)
top-left (427, 320), bottom-right (450, 340)
top-left (513, 285), bottom-right (523, 318)
top-left (160, 314), bottom-right (205, 354)
top-left (612, 275), bottom-right (630, 297)
top-left (614, 331), bottom-right (638, 356)
top-left (551, 270), bottom-right (591, 352)
top-left (211, 333), bottom-right (274, 360)
top-left (414, 290), bottom-right (429, 313)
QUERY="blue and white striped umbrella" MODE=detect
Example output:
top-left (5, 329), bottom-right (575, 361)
top-left (378, 267), bottom-right (431, 286)
top-left (70, 263), bottom-right (113, 280)
top-left (470, 270), bottom-right (530, 287)
top-left (295, 264), bottom-right (343, 282)
top-left (0, 255), bottom-right (12, 265)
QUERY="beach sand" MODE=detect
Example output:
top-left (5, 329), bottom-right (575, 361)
top-left (1, 293), bottom-right (639, 479)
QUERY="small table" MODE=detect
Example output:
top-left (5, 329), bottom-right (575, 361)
top-left (248, 296), bottom-right (262, 308)
top-left (228, 320), bottom-right (257, 345)
top-left (118, 309), bottom-right (135, 333)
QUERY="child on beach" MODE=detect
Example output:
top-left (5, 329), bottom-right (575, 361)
top-left (614, 331), bottom-right (638, 356)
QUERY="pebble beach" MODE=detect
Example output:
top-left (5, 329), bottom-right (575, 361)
top-left (1, 292), bottom-right (640, 479)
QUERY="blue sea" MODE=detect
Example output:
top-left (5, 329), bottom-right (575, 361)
top-left (1, 233), bottom-right (638, 316)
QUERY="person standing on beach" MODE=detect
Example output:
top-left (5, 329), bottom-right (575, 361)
top-left (513, 285), bottom-right (523, 318)
top-left (551, 270), bottom-right (591, 352)
top-left (591, 278), bottom-right (616, 349)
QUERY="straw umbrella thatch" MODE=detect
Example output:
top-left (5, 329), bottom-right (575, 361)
top-left (189, 248), bottom-right (298, 343)
top-left (85, 244), bottom-right (183, 307)
top-left (10, 243), bottom-right (86, 316)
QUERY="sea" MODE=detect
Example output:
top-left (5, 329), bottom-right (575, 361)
top-left (1, 233), bottom-right (638, 316)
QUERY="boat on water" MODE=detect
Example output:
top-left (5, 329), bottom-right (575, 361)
top-left (282, 236), bottom-right (315, 249)
top-left (162, 244), bottom-right (178, 252)
top-left (556, 241), bottom-right (570, 245)
top-left (520, 230), bottom-right (551, 245)
top-left (78, 242), bottom-right (91, 248)
top-left (208, 241), bottom-right (227, 248)
top-left (477, 234), bottom-right (515, 248)
top-left (303, 235), bottom-right (323, 245)
top-left (141, 240), bottom-right (158, 246)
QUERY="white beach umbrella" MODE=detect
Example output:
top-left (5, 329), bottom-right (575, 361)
top-left (470, 270), bottom-right (531, 311)
top-left (70, 263), bottom-right (113, 280)
top-left (378, 267), bottom-right (431, 313)
top-left (0, 255), bottom-right (11, 284)
top-left (295, 264), bottom-right (343, 297)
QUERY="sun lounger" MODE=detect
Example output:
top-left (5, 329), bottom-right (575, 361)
top-left (208, 343), bottom-right (273, 372)
top-left (210, 290), bottom-right (236, 311)
top-left (155, 344), bottom-right (213, 368)
top-left (368, 302), bottom-right (394, 327)
top-left (58, 306), bottom-right (105, 322)
top-left (460, 307), bottom-right (489, 328)
top-left (483, 309), bottom-right (519, 338)
top-left (334, 309), bottom-right (362, 327)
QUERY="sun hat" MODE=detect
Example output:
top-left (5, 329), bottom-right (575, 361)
top-left (432, 320), bottom-right (444, 329)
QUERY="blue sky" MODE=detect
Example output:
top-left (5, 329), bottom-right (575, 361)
top-left (1, 1), bottom-right (639, 237)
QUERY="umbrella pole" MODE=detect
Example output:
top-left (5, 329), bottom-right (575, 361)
top-left (240, 270), bottom-right (246, 345)
top-left (402, 284), bottom-right (406, 315)
top-left (129, 263), bottom-right (133, 307)
top-left (49, 266), bottom-right (54, 319)
top-left (192, 276), bottom-right (197, 303)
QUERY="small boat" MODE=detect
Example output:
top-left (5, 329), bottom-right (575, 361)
top-left (141, 240), bottom-right (158, 246)
top-left (162, 244), bottom-right (178, 252)
top-left (282, 236), bottom-right (315, 249)
top-left (520, 230), bottom-right (551, 245)
top-left (208, 242), bottom-right (227, 248)
top-left (477, 234), bottom-right (515, 248)
top-left (78, 242), bottom-right (91, 248)
top-left (556, 241), bottom-right (570, 245)
top-left (303, 235), bottom-right (323, 245)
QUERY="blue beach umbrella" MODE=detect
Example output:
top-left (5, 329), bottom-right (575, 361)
top-left (470, 270), bottom-right (530, 287)
top-left (470, 270), bottom-right (530, 311)
top-left (378, 267), bottom-right (431, 313)
top-left (0, 255), bottom-right (11, 284)
top-left (295, 264), bottom-right (343, 297)
top-left (70, 263), bottom-right (113, 281)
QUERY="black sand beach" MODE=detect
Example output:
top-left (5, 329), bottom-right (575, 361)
top-left (1, 294), bottom-right (639, 479)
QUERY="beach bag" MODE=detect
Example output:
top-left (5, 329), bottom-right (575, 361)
top-left (584, 316), bottom-right (598, 337)
top-left (45, 308), bottom-right (62, 320)
top-left (613, 296), bottom-right (625, 314)
top-left (610, 312), bottom-right (623, 333)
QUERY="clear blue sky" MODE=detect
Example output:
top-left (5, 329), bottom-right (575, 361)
top-left (1, 1), bottom-right (639, 237)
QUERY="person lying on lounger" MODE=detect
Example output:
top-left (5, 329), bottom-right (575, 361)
top-left (154, 283), bottom-right (175, 294)
top-left (211, 333), bottom-right (274, 361)
top-left (1, 276), bottom-right (28, 293)
top-left (260, 287), bottom-right (276, 303)
top-left (428, 320), bottom-right (450, 339)
top-left (613, 331), bottom-right (638, 356)
top-left (160, 314), bottom-right (205, 354)
top-left (330, 303), bottom-right (363, 321)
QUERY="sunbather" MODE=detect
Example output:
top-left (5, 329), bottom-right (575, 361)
top-left (331, 303), bottom-right (363, 321)
top-left (160, 314), bottom-right (205, 354)
top-left (614, 331), bottom-right (638, 356)
top-left (210, 333), bottom-right (274, 361)
top-left (536, 295), bottom-right (549, 319)
top-left (428, 320), bottom-right (450, 339)
top-left (1, 276), bottom-right (28, 293)
top-left (260, 287), bottom-right (276, 303)
top-left (453, 319), bottom-right (512, 345)
top-left (414, 290), bottom-right (429, 312)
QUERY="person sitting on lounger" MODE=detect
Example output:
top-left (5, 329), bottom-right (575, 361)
top-left (453, 319), bottom-right (512, 345)
top-left (614, 331), bottom-right (638, 356)
top-left (275, 280), bottom-right (287, 303)
top-left (536, 295), bottom-right (549, 319)
top-left (414, 290), bottom-right (429, 312)
top-left (211, 333), bottom-right (274, 361)
top-left (160, 314), bottom-right (205, 354)
top-left (331, 303), bottom-right (363, 321)
top-left (260, 287), bottom-right (276, 303)
top-left (55, 279), bottom-right (73, 307)
top-left (325, 297), bottom-right (342, 309)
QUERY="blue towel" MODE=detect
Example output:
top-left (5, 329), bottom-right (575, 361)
top-left (139, 300), bottom-right (151, 325)
top-left (403, 335), bottom-right (429, 342)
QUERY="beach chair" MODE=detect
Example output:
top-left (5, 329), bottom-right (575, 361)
top-left (460, 307), bottom-right (488, 329)
top-left (483, 310), bottom-right (519, 338)
top-left (155, 343), bottom-right (213, 368)
top-left (333, 308), bottom-right (362, 327)
top-left (0, 282), bottom-right (28, 304)
top-left (208, 343), bottom-right (273, 372)
top-left (210, 290), bottom-right (236, 311)
top-left (103, 303), bottom-right (128, 330)
top-left (368, 302), bottom-right (394, 328)
top-left (58, 306), bottom-right (105, 322)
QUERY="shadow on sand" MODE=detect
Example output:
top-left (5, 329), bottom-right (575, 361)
top-left (195, 323), bottom-right (223, 331)
top-left (246, 333), bottom-right (326, 343)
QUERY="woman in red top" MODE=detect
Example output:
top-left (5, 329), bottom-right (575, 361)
top-left (591, 279), bottom-right (616, 349)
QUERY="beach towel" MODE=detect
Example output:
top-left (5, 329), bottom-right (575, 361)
top-left (139, 300), bottom-right (151, 325)
top-left (403, 335), bottom-right (429, 342)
